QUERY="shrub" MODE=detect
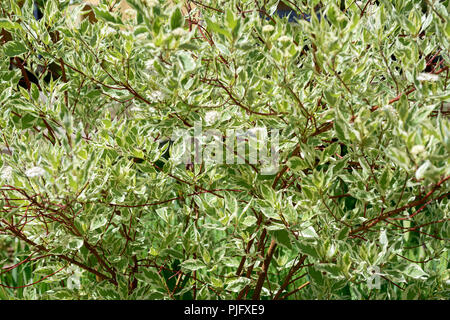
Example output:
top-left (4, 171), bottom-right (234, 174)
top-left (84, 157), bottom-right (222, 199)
top-left (0, 0), bottom-right (449, 299)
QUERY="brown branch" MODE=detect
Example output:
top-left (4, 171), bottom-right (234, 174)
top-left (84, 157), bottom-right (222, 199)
top-left (252, 238), bottom-right (277, 299)
top-left (350, 176), bottom-right (449, 235)
top-left (280, 281), bottom-right (310, 300)
top-left (273, 255), bottom-right (307, 300)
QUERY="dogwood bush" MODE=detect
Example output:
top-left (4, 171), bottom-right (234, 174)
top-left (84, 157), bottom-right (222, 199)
top-left (0, 0), bottom-right (449, 299)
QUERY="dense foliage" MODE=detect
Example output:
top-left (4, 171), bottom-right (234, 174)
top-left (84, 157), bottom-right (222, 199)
top-left (0, 0), bottom-right (449, 300)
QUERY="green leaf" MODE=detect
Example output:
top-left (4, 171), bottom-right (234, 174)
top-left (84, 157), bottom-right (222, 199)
top-left (216, 43), bottom-right (230, 56)
top-left (415, 160), bottom-right (431, 180)
top-left (297, 241), bottom-right (320, 259)
top-left (20, 113), bottom-right (37, 129)
top-left (337, 227), bottom-right (349, 240)
top-left (308, 267), bottom-right (325, 286)
top-left (181, 259), bottom-right (206, 271)
top-left (0, 19), bottom-right (21, 30)
top-left (91, 215), bottom-right (107, 230)
top-left (92, 7), bottom-right (122, 24)
top-left (379, 167), bottom-right (391, 191)
top-left (260, 184), bottom-right (276, 205)
top-left (287, 156), bottom-right (307, 172)
top-left (34, 266), bottom-right (55, 275)
top-left (170, 7), bottom-right (184, 30)
top-left (68, 238), bottom-right (84, 250)
top-left (272, 230), bottom-right (292, 249)
top-left (317, 263), bottom-right (342, 278)
top-left (402, 285), bottom-right (420, 300)
top-left (205, 17), bottom-right (232, 39)
top-left (331, 158), bottom-right (348, 175)
top-left (178, 51), bottom-right (195, 72)
top-left (3, 41), bottom-right (27, 56)
top-left (225, 9), bottom-right (237, 30)
top-left (260, 206), bottom-right (279, 220)
top-left (226, 277), bottom-right (251, 292)
top-left (334, 118), bottom-right (347, 141)
top-left (404, 264), bottom-right (428, 280)
top-left (30, 83), bottom-right (39, 101)
top-left (241, 215), bottom-right (257, 227)
top-left (299, 226), bottom-right (318, 239)
top-left (141, 268), bottom-right (161, 283)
